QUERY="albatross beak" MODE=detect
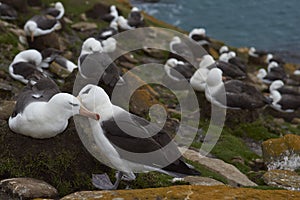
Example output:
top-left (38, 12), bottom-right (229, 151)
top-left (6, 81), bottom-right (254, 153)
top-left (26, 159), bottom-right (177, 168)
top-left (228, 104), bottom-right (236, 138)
top-left (30, 32), bottom-right (34, 42)
top-left (79, 106), bottom-right (100, 121)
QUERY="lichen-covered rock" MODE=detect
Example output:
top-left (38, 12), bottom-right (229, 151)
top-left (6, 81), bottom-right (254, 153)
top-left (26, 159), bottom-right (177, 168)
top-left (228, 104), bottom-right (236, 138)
top-left (0, 178), bottom-right (58, 200)
top-left (61, 185), bottom-right (300, 200)
top-left (262, 134), bottom-right (300, 170)
top-left (71, 22), bottom-right (98, 32)
top-left (183, 176), bottom-right (225, 186)
top-left (179, 148), bottom-right (257, 187)
top-left (263, 170), bottom-right (300, 190)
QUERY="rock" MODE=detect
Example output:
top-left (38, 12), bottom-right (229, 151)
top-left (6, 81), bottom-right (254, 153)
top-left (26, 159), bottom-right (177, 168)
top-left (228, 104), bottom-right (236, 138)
top-left (262, 134), bottom-right (300, 170)
top-left (48, 61), bottom-right (72, 78)
top-left (263, 170), bottom-right (300, 190)
top-left (291, 118), bottom-right (300, 124)
top-left (61, 185), bottom-right (300, 200)
top-left (118, 61), bottom-right (136, 69)
top-left (143, 47), bottom-right (167, 59)
top-left (183, 176), bottom-right (225, 186)
top-left (273, 118), bottom-right (285, 125)
top-left (0, 82), bottom-right (14, 100)
top-left (71, 22), bottom-right (98, 32)
top-left (179, 148), bottom-right (257, 187)
top-left (0, 178), bottom-right (58, 200)
top-left (0, 100), bottom-right (15, 120)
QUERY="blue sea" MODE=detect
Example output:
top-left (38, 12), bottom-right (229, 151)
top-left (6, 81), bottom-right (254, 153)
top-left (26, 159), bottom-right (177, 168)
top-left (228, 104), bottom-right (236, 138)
top-left (131, 0), bottom-right (300, 63)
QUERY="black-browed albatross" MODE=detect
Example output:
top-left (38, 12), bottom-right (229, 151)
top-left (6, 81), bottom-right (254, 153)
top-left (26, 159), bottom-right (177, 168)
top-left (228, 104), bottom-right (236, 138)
top-left (77, 84), bottom-right (201, 190)
top-left (205, 68), bottom-right (271, 109)
top-left (24, 14), bottom-right (61, 42)
top-left (9, 49), bottom-right (45, 84)
top-left (9, 78), bottom-right (99, 139)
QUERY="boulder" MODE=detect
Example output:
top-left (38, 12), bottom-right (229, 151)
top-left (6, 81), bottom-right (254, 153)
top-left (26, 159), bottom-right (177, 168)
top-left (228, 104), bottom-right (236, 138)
top-left (71, 22), bottom-right (98, 32)
top-left (263, 170), bottom-right (300, 190)
top-left (179, 148), bottom-right (257, 187)
top-left (262, 134), bottom-right (300, 170)
top-left (61, 185), bottom-right (300, 200)
top-left (0, 178), bottom-right (58, 200)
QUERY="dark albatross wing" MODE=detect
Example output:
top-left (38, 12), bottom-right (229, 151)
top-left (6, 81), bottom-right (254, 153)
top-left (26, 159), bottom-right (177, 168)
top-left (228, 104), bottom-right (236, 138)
top-left (216, 61), bottom-right (246, 79)
top-left (101, 111), bottom-right (200, 176)
top-left (12, 62), bottom-right (45, 81)
top-left (228, 57), bottom-right (247, 73)
top-left (43, 8), bottom-right (60, 18)
top-left (212, 80), bottom-right (270, 109)
top-left (279, 94), bottom-right (300, 110)
top-left (31, 15), bottom-right (58, 30)
top-left (169, 63), bottom-right (196, 80)
top-left (11, 77), bottom-right (60, 117)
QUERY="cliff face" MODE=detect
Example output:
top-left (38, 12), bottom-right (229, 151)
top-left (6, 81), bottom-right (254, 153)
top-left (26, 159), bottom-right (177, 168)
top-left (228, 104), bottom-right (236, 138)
top-left (1, 0), bottom-right (300, 199)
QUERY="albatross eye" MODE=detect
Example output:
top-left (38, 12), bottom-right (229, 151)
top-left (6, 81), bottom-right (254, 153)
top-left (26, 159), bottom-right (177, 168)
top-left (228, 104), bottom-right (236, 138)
top-left (82, 87), bottom-right (91, 94)
top-left (69, 102), bottom-right (79, 107)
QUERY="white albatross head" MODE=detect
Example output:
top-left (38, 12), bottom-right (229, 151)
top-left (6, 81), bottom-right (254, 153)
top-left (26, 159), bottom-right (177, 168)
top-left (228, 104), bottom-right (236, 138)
top-left (199, 55), bottom-right (215, 68)
top-left (267, 61), bottom-right (279, 72)
top-left (266, 53), bottom-right (274, 63)
top-left (257, 68), bottom-right (267, 80)
top-left (78, 85), bottom-right (112, 119)
top-left (206, 68), bottom-right (223, 87)
top-left (188, 28), bottom-right (206, 38)
top-left (81, 37), bottom-right (103, 55)
top-left (49, 93), bottom-right (100, 121)
top-left (24, 21), bottom-right (37, 41)
top-left (102, 37), bottom-right (117, 53)
top-left (219, 46), bottom-right (229, 54)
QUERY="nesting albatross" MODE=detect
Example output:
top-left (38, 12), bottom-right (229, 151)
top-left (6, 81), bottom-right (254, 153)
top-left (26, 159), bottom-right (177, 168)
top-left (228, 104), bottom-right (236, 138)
top-left (77, 84), bottom-right (201, 190)
top-left (9, 49), bottom-right (45, 84)
top-left (205, 68), bottom-right (271, 109)
top-left (24, 14), bottom-right (61, 42)
top-left (9, 78), bottom-right (99, 139)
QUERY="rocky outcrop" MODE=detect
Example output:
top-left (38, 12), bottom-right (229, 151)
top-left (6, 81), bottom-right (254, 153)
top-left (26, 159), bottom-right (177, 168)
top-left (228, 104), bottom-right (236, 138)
top-left (61, 185), bottom-right (300, 200)
top-left (182, 176), bottom-right (225, 186)
top-left (179, 148), bottom-right (257, 187)
top-left (263, 170), bottom-right (300, 190)
top-left (0, 178), bottom-right (58, 200)
top-left (262, 134), bottom-right (300, 170)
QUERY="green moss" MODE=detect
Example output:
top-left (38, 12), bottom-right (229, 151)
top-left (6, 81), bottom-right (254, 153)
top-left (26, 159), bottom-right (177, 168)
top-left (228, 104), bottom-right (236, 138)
top-left (233, 120), bottom-right (279, 141)
top-left (211, 131), bottom-right (260, 174)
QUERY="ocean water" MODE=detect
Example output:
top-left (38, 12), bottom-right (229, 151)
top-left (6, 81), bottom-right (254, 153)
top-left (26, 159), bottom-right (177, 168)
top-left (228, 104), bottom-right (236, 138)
top-left (131, 0), bottom-right (300, 63)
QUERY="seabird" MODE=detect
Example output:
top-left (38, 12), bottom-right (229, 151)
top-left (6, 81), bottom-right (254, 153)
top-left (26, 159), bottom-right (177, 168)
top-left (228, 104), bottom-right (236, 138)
top-left (205, 68), bottom-right (271, 109)
top-left (190, 55), bottom-right (215, 92)
top-left (78, 37), bottom-right (124, 89)
top-left (270, 89), bottom-right (300, 113)
top-left (40, 48), bottom-right (77, 73)
top-left (101, 37), bottom-right (117, 53)
top-left (216, 59), bottom-right (246, 79)
top-left (127, 7), bottom-right (144, 28)
top-left (43, 2), bottom-right (65, 20)
top-left (256, 62), bottom-right (287, 84)
top-left (96, 21), bottom-right (118, 40)
top-left (101, 5), bottom-right (119, 23)
top-left (169, 36), bottom-right (194, 61)
top-left (164, 58), bottom-right (196, 81)
top-left (0, 2), bottom-right (17, 20)
top-left (248, 47), bottom-right (268, 58)
top-left (188, 28), bottom-right (211, 46)
top-left (269, 80), bottom-right (300, 96)
top-left (77, 84), bottom-right (201, 190)
top-left (294, 68), bottom-right (300, 76)
top-left (24, 15), bottom-right (61, 42)
top-left (117, 16), bottom-right (134, 31)
top-left (9, 78), bottom-right (99, 139)
top-left (226, 51), bottom-right (247, 73)
top-left (265, 53), bottom-right (285, 65)
top-left (9, 49), bottom-right (45, 84)
top-left (219, 45), bottom-right (229, 54)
